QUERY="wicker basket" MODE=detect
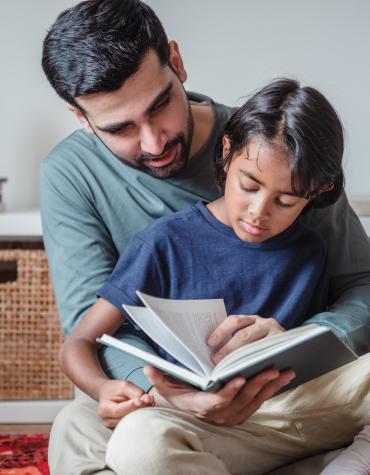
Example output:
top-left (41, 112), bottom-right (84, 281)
top-left (0, 248), bottom-right (74, 400)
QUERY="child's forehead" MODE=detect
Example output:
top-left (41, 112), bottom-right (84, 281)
top-left (238, 139), bottom-right (289, 165)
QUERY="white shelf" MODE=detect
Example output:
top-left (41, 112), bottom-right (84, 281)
top-left (0, 400), bottom-right (71, 423)
top-left (0, 204), bottom-right (368, 238)
top-left (360, 216), bottom-right (370, 235)
top-left (0, 210), bottom-right (42, 237)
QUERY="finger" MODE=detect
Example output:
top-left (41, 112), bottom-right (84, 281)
top-left (112, 380), bottom-right (146, 399)
top-left (144, 365), bottom-right (190, 391)
top-left (212, 324), bottom-right (267, 364)
top-left (99, 396), bottom-right (152, 420)
top-left (236, 368), bottom-right (281, 405)
top-left (140, 393), bottom-right (155, 405)
top-left (252, 369), bottom-right (296, 406)
top-left (193, 377), bottom-right (247, 417)
top-left (232, 369), bottom-right (296, 424)
top-left (208, 315), bottom-right (256, 348)
top-left (202, 370), bottom-right (280, 422)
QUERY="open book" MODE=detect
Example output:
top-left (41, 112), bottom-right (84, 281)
top-left (97, 291), bottom-right (357, 393)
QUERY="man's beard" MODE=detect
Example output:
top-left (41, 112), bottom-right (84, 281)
top-left (92, 98), bottom-right (194, 179)
top-left (121, 110), bottom-right (194, 179)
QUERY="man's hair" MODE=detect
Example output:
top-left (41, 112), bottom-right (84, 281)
top-left (42, 0), bottom-right (169, 111)
top-left (215, 78), bottom-right (344, 209)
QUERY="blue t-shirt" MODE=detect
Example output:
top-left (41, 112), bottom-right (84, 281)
top-left (98, 202), bottom-right (328, 363)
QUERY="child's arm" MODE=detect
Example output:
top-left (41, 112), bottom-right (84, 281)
top-left (59, 298), bottom-right (153, 427)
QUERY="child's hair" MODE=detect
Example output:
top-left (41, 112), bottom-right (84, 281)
top-left (215, 78), bottom-right (344, 209)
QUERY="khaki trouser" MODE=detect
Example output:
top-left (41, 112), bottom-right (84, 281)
top-left (49, 354), bottom-right (370, 475)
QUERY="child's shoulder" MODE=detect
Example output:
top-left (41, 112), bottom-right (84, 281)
top-left (135, 202), bottom-right (202, 242)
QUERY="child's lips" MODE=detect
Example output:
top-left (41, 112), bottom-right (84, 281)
top-left (241, 220), bottom-right (268, 235)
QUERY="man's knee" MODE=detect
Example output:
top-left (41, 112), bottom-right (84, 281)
top-left (49, 395), bottom-right (112, 475)
top-left (106, 408), bottom-right (189, 474)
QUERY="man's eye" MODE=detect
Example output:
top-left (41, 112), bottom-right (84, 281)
top-left (110, 125), bottom-right (132, 135)
top-left (151, 96), bottom-right (170, 113)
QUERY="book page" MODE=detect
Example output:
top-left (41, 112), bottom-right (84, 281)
top-left (123, 305), bottom-right (206, 376)
top-left (136, 291), bottom-right (227, 376)
top-left (97, 334), bottom-right (209, 390)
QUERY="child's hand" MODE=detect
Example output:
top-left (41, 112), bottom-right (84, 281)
top-left (97, 379), bottom-right (154, 428)
top-left (208, 315), bottom-right (284, 364)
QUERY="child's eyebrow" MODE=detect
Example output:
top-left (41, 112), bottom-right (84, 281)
top-left (239, 169), bottom-right (296, 196)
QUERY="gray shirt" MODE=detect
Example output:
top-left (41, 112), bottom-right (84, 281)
top-left (40, 92), bottom-right (370, 391)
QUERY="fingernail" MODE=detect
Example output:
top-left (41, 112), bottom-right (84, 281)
top-left (208, 334), bottom-right (218, 346)
top-left (235, 379), bottom-right (246, 389)
top-left (283, 375), bottom-right (295, 386)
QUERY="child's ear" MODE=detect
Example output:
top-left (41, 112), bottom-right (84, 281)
top-left (319, 183), bottom-right (334, 194)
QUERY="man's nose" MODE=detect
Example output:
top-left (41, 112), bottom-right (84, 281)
top-left (140, 124), bottom-right (167, 156)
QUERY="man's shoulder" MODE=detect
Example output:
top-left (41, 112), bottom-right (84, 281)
top-left (295, 218), bottom-right (327, 254)
top-left (187, 91), bottom-right (234, 121)
top-left (42, 129), bottom-right (98, 168)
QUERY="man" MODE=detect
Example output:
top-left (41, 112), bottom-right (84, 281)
top-left (41, 1), bottom-right (370, 474)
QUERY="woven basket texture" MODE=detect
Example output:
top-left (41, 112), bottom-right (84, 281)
top-left (0, 249), bottom-right (73, 400)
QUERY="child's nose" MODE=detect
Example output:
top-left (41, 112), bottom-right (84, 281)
top-left (249, 197), bottom-right (271, 219)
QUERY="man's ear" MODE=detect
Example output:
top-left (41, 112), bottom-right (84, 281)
top-left (222, 136), bottom-right (231, 172)
top-left (66, 103), bottom-right (94, 134)
top-left (168, 41), bottom-right (187, 83)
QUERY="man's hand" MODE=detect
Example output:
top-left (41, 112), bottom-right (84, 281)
top-left (208, 315), bottom-right (285, 364)
top-left (97, 379), bottom-right (154, 428)
top-left (145, 365), bottom-right (295, 426)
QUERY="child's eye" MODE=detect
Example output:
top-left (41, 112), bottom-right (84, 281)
top-left (240, 183), bottom-right (258, 193)
top-left (276, 198), bottom-right (295, 208)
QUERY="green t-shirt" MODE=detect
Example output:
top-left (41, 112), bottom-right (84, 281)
top-left (41, 92), bottom-right (370, 391)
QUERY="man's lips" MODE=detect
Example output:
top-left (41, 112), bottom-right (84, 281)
top-left (143, 145), bottom-right (178, 168)
top-left (240, 220), bottom-right (268, 235)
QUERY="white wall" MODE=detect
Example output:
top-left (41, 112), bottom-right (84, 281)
top-left (0, 1), bottom-right (78, 212)
top-left (1, 0), bottom-right (369, 212)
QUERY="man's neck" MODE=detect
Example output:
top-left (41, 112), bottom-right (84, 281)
top-left (189, 103), bottom-right (214, 160)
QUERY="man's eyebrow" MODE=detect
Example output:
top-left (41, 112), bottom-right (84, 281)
top-left (147, 83), bottom-right (172, 112)
top-left (95, 118), bottom-right (133, 134)
top-left (95, 83), bottom-right (173, 134)
top-left (239, 169), bottom-right (296, 196)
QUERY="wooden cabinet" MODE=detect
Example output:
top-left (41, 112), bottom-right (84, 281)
top-left (0, 212), bottom-right (73, 423)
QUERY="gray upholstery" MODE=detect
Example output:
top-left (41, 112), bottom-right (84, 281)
top-left (267, 449), bottom-right (344, 474)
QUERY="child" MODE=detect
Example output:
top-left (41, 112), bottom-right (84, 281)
top-left (60, 79), bottom-right (370, 474)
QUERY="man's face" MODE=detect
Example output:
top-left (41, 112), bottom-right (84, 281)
top-left (74, 47), bottom-right (193, 178)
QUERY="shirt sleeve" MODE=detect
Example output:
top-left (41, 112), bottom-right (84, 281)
top-left (40, 158), bottom-right (154, 391)
top-left (303, 192), bottom-right (370, 355)
top-left (97, 234), bottom-right (163, 316)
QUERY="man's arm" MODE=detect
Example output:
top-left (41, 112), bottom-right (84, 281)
top-left (303, 192), bottom-right (370, 355)
top-left (40, 157), bottom-right (153, 390)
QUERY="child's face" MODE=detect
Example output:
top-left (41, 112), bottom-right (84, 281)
top-left (221, 138), bottom-right (309, 244)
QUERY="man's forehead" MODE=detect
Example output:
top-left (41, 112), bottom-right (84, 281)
top-left (76, 50), bottom-right (172, 122)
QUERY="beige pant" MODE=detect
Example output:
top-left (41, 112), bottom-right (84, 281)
top-left (49, 355), bottom-right (370, 475)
